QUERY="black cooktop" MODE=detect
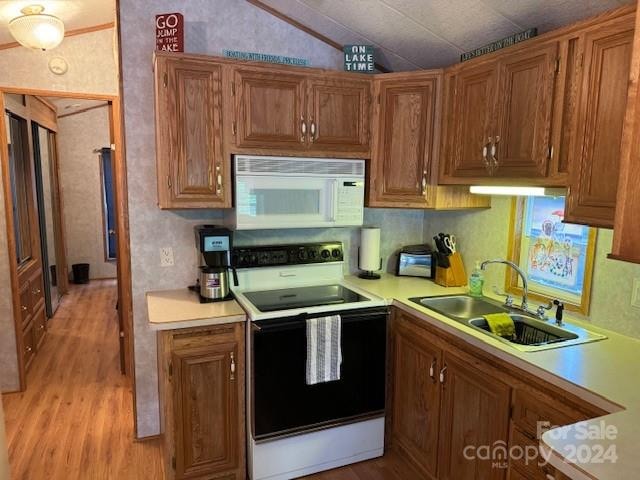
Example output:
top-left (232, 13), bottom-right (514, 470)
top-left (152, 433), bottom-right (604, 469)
top-left (243, 284), bottom-right (368, 312)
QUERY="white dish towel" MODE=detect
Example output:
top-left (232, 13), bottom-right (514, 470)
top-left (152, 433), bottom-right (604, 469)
top-left (306, 314), bottom-right (342, 385)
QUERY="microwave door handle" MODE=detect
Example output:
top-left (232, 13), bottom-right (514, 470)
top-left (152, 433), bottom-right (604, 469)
top-left (330, 179), bottom-right (337, 223)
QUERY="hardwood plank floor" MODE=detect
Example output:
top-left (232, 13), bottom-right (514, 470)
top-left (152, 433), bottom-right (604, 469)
top-left (2, 280), bottom-right (163, 480)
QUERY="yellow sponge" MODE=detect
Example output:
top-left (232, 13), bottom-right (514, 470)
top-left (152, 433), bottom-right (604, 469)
top-left (484, 313), bottom-right (515, 338)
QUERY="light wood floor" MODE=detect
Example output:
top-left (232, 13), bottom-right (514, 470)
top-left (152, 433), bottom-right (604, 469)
top-left (303, 449), bottom-right (424, 480)
top-left (2, 280), bottom-right (163, 480)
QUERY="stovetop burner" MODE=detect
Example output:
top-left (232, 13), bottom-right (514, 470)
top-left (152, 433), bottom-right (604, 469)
top-left (243, 284), bottom-right (368, 312)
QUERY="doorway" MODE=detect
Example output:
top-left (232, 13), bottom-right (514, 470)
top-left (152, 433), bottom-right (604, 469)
top-left (0, 90), bottom-right (133, 390)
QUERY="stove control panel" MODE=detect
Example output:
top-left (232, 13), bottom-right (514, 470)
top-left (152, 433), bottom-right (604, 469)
top-left (232, 242), bottom-right (344, 268)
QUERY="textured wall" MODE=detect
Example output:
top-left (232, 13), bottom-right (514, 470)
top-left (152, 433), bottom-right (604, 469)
top-left (119, 0), bottom-right (347, 437)
top-left (0, 29), bottom-right (118, 95)
top-left (57, 106), bottom-right (117, 280)
top-left (424, 196), bottom-right (640, 339)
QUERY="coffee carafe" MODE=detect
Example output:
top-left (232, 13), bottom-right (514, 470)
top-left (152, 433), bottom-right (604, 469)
top-left (191, 225), bottom-right (238, 303)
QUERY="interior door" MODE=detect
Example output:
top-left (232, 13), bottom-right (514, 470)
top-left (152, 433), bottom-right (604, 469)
top-left (156, 57), bottom-right (226, 208)
top-left (438, 351), bottom-right (511, 480)
top-left (566, 22), bottom-right (635, 227)
top-left (370, 73), bottom-right (439, 207)
top-left (493, 43), bottom-right (558, 177)
top-left (307, 77), bottom-right (370, 153)
top-left (390, 315), bottom-right (441, 480)
top-left (173, 343), bottom-right (239, 479)
top-left (234, 68), bottom-right (307, 149)
top-left (447, 62), bottom-right (499, 178)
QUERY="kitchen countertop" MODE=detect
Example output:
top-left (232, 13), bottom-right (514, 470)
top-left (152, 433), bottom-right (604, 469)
top-left (146, 288), bottom-right (246, 331)
top-left (344, 273), bottom-right (640, 480)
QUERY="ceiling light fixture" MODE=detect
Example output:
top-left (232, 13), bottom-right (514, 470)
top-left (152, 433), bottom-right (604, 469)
top-left (9, 5), bottom-right (65, 51)
top-left (469, 186), bottom-right (567, 197)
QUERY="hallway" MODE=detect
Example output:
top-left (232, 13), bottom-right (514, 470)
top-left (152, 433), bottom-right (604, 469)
top-left (2, 280), bottom-right (163, 479)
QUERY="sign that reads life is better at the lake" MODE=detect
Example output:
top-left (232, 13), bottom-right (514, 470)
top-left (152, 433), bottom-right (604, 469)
top-left (156, 13), bottom-right (184, 52)
top-left (344, 45), bottom-right (375, 73)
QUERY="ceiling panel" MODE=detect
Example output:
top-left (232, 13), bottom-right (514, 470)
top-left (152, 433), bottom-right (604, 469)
top-left (253, 0), bottom-right (635, 71)
top-left (0, 0), bottom-right (115, 45)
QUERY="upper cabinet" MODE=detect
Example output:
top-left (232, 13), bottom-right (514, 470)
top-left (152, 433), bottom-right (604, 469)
top-left (369, 72), bottom-right (491, 210)
top-left (230, 66), bottom-right (371, 157)
top-left (441, 44), bottom-right (559, 181)
top-left (565, 19), bottom-right (635, 227)
top-left (154, 55), bottom-right (230, 209)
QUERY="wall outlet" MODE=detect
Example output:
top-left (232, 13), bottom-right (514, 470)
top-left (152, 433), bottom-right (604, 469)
top-left (632, 278), bottom-right (640, 308)
top-left (160, 247), bottom-right (174, 267)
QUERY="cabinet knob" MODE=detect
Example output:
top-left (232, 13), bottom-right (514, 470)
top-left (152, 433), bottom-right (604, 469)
top-left (25, 346), bottom-right (32, 353)
top-left (230, 352), bottom-right (236, 381)
top-left (439, 365), bottom-right (448, 384)
top-left (310, 119), bottom-right (317, 142)
top-left (300, 117), bottom-right (307, 143)
top-left (33, 289), bottom-right (41, 295)
top-left (421, 171), bottom-right (428, 195)
top-left (429, 359), bottom-right (436, 382)
top-left (39, 324), bottom-right (45, 330)
top-left (21, 305), bottom-right (28, 312)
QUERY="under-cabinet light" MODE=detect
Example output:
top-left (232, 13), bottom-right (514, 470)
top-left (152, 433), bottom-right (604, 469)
top-left (469, 186), bottom-right (567, 197)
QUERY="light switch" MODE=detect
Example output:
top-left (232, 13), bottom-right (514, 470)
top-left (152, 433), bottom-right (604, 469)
top-left (632, 278), bottom-right (640, 308)
top-left (160, 247), bottom-right (174, 267)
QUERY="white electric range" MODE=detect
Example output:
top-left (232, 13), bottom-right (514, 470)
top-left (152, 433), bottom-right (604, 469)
top-left (230, 242), bottom-right (388, 480)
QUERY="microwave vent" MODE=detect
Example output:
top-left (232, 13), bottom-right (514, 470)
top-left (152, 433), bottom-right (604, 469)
top-left (235, 156), bottom-right (364, 176)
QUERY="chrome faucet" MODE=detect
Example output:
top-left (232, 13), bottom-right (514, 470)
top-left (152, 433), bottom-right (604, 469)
top-left (481, 259), bottom-right (529, 312)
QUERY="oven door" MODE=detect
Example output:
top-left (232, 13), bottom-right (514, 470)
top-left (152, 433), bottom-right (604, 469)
top-left (235, 175), bottom-right (336, 229)
top-left (251, 307), bottom-right (388, 441)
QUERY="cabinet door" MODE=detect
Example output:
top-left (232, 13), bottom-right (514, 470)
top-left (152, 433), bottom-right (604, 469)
top-left (155, 57), bottom-right (227, 208)
top-left (307, 77), bottom-right (371, 153)
top-left (234, 68), bottom-right (306, 149)
top-left (493, 44), bottom-right (558, 177)
top-left (172, 342), bottom-right (240, 479)
top-left (390, 316), bottom-right (441, 479)
top-left (566, 23), bottom-right (634, 227)
top-left (369, 73), bottom-right (440, 207)
top-left (438, 352), bottom-right (511, 480)
top-left (446, 63), bottom-right (498, 178)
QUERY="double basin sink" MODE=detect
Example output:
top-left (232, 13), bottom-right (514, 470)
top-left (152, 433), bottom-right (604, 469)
top-left (410, 294), bottom-right (606, 352)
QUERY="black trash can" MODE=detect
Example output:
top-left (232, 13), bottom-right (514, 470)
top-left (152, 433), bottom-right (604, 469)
top-left (50, 265), bottom-right (57, 287)
top-left (72, 263), bottom-right (90, 284)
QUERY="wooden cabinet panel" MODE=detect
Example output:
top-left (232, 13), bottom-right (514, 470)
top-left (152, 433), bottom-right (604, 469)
top-left (307, 77), bottom-right (370, 153)
top-left (173, 342), bottom-right (239, 479)
top-left (234, 68), bottom-right (306, 149)
top-left (369, 73), bottom-right (439, 207)
top-left (19, 283), bottom-right (32, 328)
top-left (32, 304), bottom-right (46, 350)
top-left (494, 44), bottom-right (558, 177)
top-left (390, 315), bottom-right (441, 479)
top-left (566, 22), bottom-right (634, 227)
top-left (29, 270), bottom-right (44, 312)
top-left (155, 56), bottom-right (227, 208)
top-left (446, 62), bottom-right (499, 178)
top-left (438, 351), bottom-right (511, 480)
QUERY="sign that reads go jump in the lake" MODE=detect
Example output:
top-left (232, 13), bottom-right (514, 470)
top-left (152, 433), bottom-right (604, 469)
top-left (156, 13), bottom-right (184, 52)
top-left (344, 45), bottom-right (375, 73)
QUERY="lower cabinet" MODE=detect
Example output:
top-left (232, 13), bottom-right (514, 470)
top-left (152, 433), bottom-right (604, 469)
top-left (158, 322), bottom-right (245, 480)
top-left (388, 308), bottom-right (607, 480)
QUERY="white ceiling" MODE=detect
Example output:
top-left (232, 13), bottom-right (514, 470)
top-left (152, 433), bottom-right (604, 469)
top-left (45, 96), bottom-right (108, 116)
top-left (255, 0), bottom-right (635, 70)
top-left (0, 0), bottom-right (115, 45)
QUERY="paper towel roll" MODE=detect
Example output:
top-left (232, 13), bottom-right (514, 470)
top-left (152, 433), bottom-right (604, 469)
top-left (359, 227), bottom-right (381, 271)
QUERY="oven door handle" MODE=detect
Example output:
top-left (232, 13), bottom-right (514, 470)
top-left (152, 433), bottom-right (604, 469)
top-left (252, 308), bottom-right (388, 333)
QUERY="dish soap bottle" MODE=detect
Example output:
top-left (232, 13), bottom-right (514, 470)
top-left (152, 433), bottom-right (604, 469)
top-left (469, 261), bottom-right (484, 297)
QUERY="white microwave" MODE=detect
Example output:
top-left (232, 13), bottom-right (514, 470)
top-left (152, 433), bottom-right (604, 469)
top-left (227, 155), bottom-right (365, 230)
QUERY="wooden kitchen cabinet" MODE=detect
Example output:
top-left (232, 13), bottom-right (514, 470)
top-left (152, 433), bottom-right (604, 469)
top-left (438, 351), bottom-right (511, 480)
top-left (369, 72), bottom-right (491, 209)
top-left (154, 54), bottom-right (230, 209)
top-left (158, 322), bottom-right (245, 480)
top-left (565, 19), bottom-right (635, 227)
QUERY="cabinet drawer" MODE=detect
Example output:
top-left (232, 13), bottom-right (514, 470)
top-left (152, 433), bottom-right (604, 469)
top-left (171, 323), bottom-right (240, 351)
top-left (23, 321), bottom-right (36, 371)
top-left (19, 284), bottom-right (32, 327)
top-left (33, 305), bottom-right (47, 350)
top-left (509, 427), bottom-right (555, 480)
top-left (29, 271), bottom-right (44, 311)
top-left (512, 389), bottom-right (590, 438)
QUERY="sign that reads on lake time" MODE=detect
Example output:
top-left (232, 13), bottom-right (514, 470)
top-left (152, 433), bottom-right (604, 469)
top-left (344, 45), bottom-right (375, 73)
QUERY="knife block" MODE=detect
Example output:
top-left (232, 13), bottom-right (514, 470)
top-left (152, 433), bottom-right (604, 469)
top-left (435, 252), bottom-right (467, 287)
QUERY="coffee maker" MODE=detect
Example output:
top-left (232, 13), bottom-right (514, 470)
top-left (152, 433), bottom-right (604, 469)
top-left (191, 225), bottom-right (238, 303)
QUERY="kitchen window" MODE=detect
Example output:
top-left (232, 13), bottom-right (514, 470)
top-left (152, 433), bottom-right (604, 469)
top-left (506, 196), bottom-right (596, 315)
top-left (99, 147), bottom-right (117, 261)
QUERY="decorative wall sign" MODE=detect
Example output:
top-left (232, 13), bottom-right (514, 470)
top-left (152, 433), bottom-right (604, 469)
top-left (461, 28), bottom-right (537, 62)
top-left (156, 13), bottom-right (184, 52)
top-left (222, 50), bottom-right (309, 66)
top-left (344, 45), bottom-right (375, 73)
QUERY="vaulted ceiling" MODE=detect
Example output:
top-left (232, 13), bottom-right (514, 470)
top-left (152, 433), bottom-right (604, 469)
top-left (252, 0), bottom-right (634, 71)
top-left (0, 0), bottom-right (115, 45)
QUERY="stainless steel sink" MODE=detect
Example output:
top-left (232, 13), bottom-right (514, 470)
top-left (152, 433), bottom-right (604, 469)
top-left (410, 294), bottom-right (508, 322)
top-left (467, 314), bottom-right (606, 352)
